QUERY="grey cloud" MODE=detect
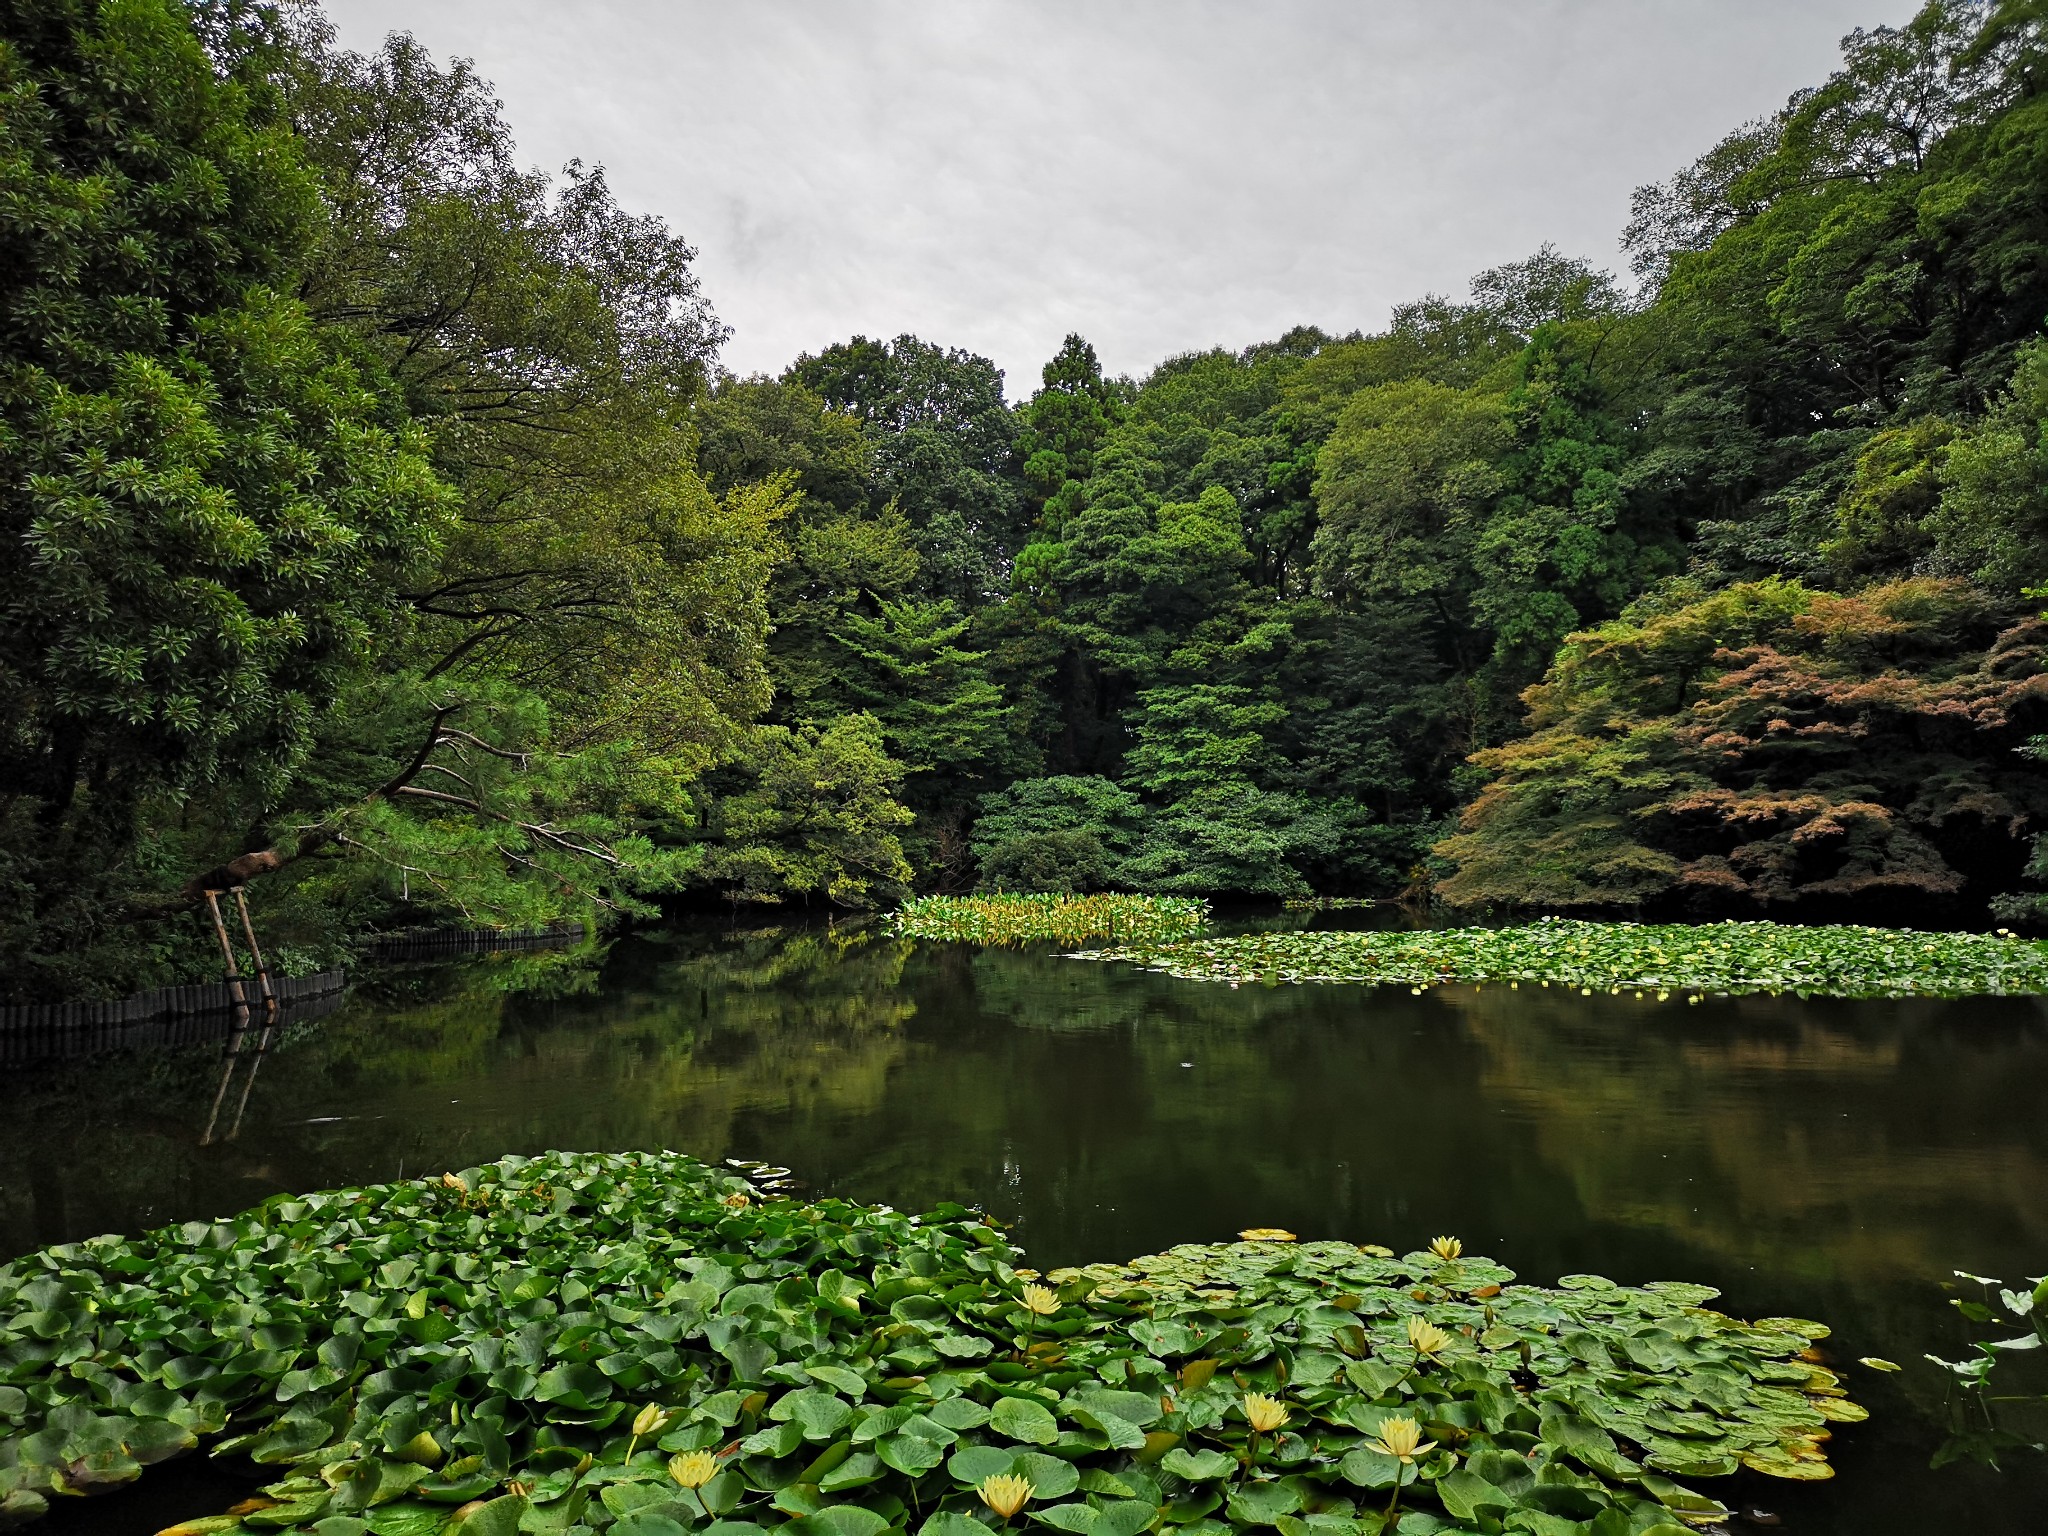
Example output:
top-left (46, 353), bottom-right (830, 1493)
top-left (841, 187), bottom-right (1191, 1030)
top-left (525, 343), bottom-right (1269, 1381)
top-left (321, 0), bottom-right (1920, 395)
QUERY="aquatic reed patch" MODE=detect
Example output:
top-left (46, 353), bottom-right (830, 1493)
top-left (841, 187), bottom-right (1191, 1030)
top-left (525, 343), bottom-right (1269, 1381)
top-left (0, 1150), bottom-right (1865, 1536)
top-left (1072, 916), bottom-right (2048, 999)
top-left (890, 894), bottom-right (1208, 946)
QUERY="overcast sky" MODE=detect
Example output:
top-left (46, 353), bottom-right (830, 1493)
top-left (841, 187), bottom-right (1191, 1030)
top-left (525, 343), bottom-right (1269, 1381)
top-left (321, 0), bottom-right (1919, 397)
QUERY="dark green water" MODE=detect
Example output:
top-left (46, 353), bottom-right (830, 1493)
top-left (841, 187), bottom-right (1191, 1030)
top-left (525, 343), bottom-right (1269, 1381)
top-left (5, 917), bottom-right (2047, 1534)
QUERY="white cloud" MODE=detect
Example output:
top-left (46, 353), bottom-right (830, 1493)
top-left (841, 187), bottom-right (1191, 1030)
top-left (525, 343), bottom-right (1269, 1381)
top-left (318, 0), bottom-right (1919, 396)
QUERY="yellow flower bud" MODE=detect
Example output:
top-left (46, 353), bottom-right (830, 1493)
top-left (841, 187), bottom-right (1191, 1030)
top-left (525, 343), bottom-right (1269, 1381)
top-left (632, 1404), bottom-right (666, 1439)
top-left (1242, 1392), bottom-right (1289, 1433)
top-left (1020, 1284), bottom-right (1060, 1316)
top-left (978, 1473), bottom-right (1035, 1519)
top-left (1406, 1315), bottom-right (1450, 1356)
top-left (668, 1451), bottom-right (718, 1490)
top-left (1368, 1415), bottom-right (1437, 1463)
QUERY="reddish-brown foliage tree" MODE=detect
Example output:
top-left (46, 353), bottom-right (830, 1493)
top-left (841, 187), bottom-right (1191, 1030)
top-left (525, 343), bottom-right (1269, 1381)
top-left (1436, 579), bottom-right (2048, 918)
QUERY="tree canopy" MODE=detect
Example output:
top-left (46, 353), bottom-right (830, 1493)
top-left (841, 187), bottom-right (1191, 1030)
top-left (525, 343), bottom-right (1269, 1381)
top-left (5, 0), bottom-right (2048, 1000)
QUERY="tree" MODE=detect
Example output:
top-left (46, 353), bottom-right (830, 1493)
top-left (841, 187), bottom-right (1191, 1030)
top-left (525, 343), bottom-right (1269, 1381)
top-left (786, 334), bottom-right (1025, 603)
top-left (702, 714), bottom-right (914, 908)
top-left (1116, 783), bottom-right (1331, 899)
top-left (0, 0), bottom-right (450, 997)
top-left (1436, 578), bottom-right (2048, 917)
top-left (970, 775), bottom-right (1145, 893)
top-left (1016, 333), bottom-right (1124, 529)
top-left (828, 597), bottom-right (1011, 793)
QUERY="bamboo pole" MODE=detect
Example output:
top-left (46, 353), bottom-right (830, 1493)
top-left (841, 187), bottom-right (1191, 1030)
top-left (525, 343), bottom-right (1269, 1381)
top-left (232, 887), bottom-right (279, 1028)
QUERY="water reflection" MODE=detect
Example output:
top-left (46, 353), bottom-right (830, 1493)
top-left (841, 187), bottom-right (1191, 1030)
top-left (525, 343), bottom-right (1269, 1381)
top-left (4, 918), bottom-right (2048, 1532)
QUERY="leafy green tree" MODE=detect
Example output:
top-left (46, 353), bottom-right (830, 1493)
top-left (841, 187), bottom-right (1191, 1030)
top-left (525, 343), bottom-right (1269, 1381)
top-left (970, 776), bottom-right (1144, 893)
top-left (1927, 341), bottom-right (2048, 590)
top-left (786, 334), bottom-right (1025, 602)
top-left (1473, 326), bottom-right (1679, 678)
top-left (829, 598), bottom-right (1010, 792)
top-left (1017, 332), bottom-right (1124, 529)
top-left (693, 373), bottom-right (872, 518)
top-left (1122, 684), bottom-right (1286, 796)
top-left (703, 714), bottom-right (914, 908)
top-left (0, 0), bottom-right (450, 996)
top-left (1311, 377), bottom-right (1509, 661)
top-left (1117, 783), bottom-right (1331, 899)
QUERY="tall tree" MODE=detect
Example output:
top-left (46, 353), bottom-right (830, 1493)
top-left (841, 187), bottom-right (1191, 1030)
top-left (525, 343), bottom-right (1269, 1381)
top-left (0, 0), bottom-right (449, 996)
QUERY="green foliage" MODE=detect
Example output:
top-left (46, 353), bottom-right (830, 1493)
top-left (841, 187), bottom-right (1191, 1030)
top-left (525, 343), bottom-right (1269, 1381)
top-left (970, 777), bottom-right (1144, 894)
top-left (1116, 784), bottom-right (1330, 901)
top-left (249, 671), bottom-right (702, 953)
top-left (0, 1149), bottom-right (1861, 1536)
top-left (828, 599), bottom-right (1010, 791)
top-left (17, 0), bottom-right (2048, 980)
top-left (1435, 577), bottom-right (2048, 917)
top-left (1925, 341), bottom-right (2048, 591)
top-left (704, 715), bottom-right (914, 909)
top-left (1924, 1268), bottom-right (2048, 1470)
top-left (1122, 686), bottom-right (1286, 797)
top-left (0, 0), bottom-right (455, 998)
top-left (1080, 916), bottom-right (2048, 999)
top-left (786, 335), bottom-right (1023, 604)
top-left (1017, 334), bottom-right (1124, 526)
top-left (889, 893), bottom-right (1207, 945)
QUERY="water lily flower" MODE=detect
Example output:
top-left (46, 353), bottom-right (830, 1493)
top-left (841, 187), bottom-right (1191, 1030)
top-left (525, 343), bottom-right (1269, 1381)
top-left (632, 1404), bottom-right (667, 1438)
top-left (1407, 1316), bottom-right (1450, 1356)
top-left (668, 1451), bottom-right (718, 1489)
top-left (1367, 1416), bottom-right (1437, 1464)
top-left (978, 1473), bottom-right (1035, 1519)
top-left (1243, 1392), bottom-right (1289, 1433)
top-left (1429, 1236), bottom-right (1461, 1260)
top-left (1238, 1227), bottom-right (1297, 1242)
top-left (1020, 1284), bottom-right (1060, 1316)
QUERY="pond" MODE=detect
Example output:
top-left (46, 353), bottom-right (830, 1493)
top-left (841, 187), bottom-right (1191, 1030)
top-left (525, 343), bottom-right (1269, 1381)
top-left (3, 915), bottom-right (2046, 1535)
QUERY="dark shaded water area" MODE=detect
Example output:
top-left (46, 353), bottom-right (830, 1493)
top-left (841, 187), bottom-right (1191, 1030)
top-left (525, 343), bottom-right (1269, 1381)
top-left (5, 915), bottom-right (2048, 1534)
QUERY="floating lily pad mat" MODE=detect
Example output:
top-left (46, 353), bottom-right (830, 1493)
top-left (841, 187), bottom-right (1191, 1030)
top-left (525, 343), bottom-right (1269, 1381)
top-left (891, 896), bottom-right (1208, 946)
top-left (1072, 917), bottom-right (2048, 1000)
top-left (0, 1151), bottom-right (1863, 1536)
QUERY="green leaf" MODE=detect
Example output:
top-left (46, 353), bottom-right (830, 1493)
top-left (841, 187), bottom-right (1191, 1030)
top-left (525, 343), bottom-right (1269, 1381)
top-left (1226, 1481), bottom-right (1302, 1526)
top-left (990, 1396), bottom-right (1060, 1446)
top-left (801, 1507), bottom-right (892, 1536)
top-left (1159, 1449), bottom-right (1234, 1482)
top-left (921, 1516), bottom-right (998, 1536)
top-left (949, 1447), bottom-right (1018, 1485)
top-left (807, 1366), bottom-right (869, 1398)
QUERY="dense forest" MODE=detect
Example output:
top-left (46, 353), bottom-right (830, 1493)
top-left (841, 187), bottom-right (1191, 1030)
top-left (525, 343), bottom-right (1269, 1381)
top-left (4, 0), bottom-right (2048, 1001)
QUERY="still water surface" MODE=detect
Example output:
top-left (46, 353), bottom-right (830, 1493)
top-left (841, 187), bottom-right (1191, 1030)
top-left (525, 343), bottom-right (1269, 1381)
top-left (4, 917), bottom-right (2047, 1534)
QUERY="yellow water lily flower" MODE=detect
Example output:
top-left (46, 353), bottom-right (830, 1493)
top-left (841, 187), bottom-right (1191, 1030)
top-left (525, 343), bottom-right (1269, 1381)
top-left (1429, 1236), bottom-right (1461, 1260)
top-left (668, 1451), bottom-right (718, 1489)
top-left (1020, 1284), bottom-right (1061, 1316)
top-left (632, 1404), bottom-right (667, 1438)
top-left (1406, 1316), bottom-right (1450, 1356)
top-left (978, 1473), bottom-right (1035, 1519)
top-left (1243, 1392), bottom-right (1289, 1433)
top-left (1368, 1416), bottom-right (1437, 1464)
top-left (1238, 1228), bottom-right (1297, 1242)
